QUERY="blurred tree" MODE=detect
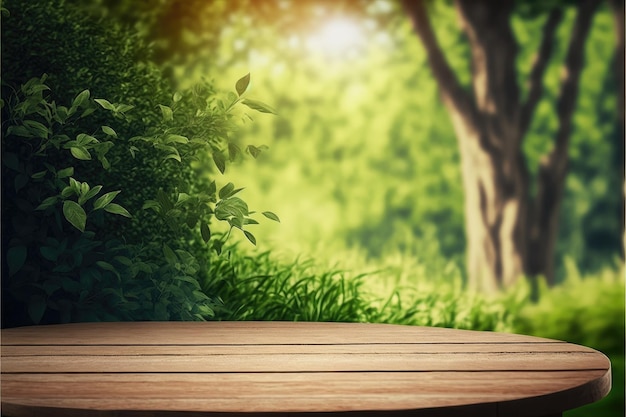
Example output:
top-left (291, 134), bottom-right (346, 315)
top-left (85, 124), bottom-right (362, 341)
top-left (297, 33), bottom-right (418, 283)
top-left (402, 0), bottom-right (602, 291)
top-left (608, 0), bottom-right (625, 256)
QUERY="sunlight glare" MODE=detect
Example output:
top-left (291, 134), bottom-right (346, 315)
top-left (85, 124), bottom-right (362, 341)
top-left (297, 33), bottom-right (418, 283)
top-left (306, 18), bottom-right (365, 58)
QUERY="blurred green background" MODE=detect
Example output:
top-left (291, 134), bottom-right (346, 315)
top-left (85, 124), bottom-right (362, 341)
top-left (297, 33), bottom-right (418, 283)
top-left (1, 0), bottom-right (624, 416)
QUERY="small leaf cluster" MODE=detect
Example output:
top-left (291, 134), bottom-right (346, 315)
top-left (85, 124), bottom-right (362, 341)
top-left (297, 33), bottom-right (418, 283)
top-left (130, 73), bottom-right (279, 250)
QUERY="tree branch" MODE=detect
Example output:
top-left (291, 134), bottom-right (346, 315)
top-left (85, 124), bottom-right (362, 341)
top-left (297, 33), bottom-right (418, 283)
top-left (529, 0), bottom-right (600, 283)
top-left (401, 0), bottom-right (476, 123)
top-left (551, 0), bottom-right (600, 173)
top-left (519, 8), bottom-right (564, 135)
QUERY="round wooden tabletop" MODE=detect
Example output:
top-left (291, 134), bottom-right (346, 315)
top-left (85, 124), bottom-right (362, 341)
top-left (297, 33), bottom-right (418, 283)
top-left (1, 321), bottom-right (611, 417)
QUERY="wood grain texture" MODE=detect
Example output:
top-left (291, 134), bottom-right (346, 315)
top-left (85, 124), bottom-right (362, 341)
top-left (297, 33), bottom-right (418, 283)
top-left (1, 321), bottom-right (611, 417)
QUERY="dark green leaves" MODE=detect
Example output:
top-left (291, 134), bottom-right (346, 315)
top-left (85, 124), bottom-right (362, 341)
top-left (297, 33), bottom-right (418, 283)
top-left (247, 145), bottom-right (262, 159)
top-left (7, 246), bottom-right (27, 276)
top-left (235, 73), bottom-right (251, 96)
top-left (218, 182), bottom-right (243, 199)
top-left (23, 120), bottom-right (49, 139)
top-left (215, 197), bottom-right (249, 221)
top-left (244, 230), bottom-right (257, 246)
top-left (212, 151), bottom-right (226, 174)
top-left (200, 221), bottom-right (211, 243)
top-left (35, 196), bottom-right (58, 211)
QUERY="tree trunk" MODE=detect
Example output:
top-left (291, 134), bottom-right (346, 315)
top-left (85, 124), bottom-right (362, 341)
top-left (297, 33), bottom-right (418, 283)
top-left (402, 0), bottom-right (600, 291)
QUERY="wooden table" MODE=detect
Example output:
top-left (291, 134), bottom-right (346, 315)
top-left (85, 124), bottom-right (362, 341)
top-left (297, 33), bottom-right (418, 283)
top-left (1, 321), bottom-right (611, 417)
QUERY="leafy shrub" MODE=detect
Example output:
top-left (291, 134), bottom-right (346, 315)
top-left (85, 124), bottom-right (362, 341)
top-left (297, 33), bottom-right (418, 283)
top-left (1, 0), bottom-right (277, 326)
top-left (513, 261), bottom-right (625, 354)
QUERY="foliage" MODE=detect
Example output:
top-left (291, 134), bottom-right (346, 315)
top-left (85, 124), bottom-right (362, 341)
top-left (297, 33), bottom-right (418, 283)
top-left (1, 0), bottom-right (277, 326)
top-left (513, 260), bottom-right (624, 355)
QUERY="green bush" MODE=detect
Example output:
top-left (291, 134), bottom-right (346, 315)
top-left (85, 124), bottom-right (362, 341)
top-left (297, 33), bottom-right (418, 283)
top-left (1, 0), bottom-right (277, 326)
top-left (513, 261), bottom-right (625, 355)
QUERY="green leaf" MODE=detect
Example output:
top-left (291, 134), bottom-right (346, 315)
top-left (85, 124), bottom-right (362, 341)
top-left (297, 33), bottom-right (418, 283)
top-left (215, 197), bottom-right (249, 220)
top-left (40, 246), bottom-right (58, 262)
top-left (165, 153), bottom-right (182, 162)
top-left (70, 146), bottom-right (91, 160)
top-left (175, 275), bottom-right (201, 289)
top-left (99, 155), bottom-right (111, 170)
top-left (35, 196), bottom-right (58, 211)
top-left (173, 91), bottom-right (183, 103)
top-left (242, 99), bottom-right (276, 114)
top-left (166, 134), bottom-right (189, 144)
top-left (57, 167), bottom-right (74, 178)
top-left (246, 145), bottom-right (262, 159)
top-left (212, 239), bottom-right (224, 255)
top-left (212, 151), bottom-right (226, 174)
top-left (262, 211), bottom-right (281, 222)
top-left (80, 181), bottom-right (90, 196)
top-left (79, 185), bottom-right (103, 206)
top-left (61, 186), bottom-right (74, 198)
top-left (200, 221), bottom-right (211, 243)
top-left (76, 133), bottom-right (98, 145)
top-left (235, 73), bottom-right (251, 96)
top-left (94, 98), bottom-right (116, 111)
top-left (228, 142), bottom-right (241, 162)
top-left (244, 230), bottom-right (257, 246)
top-left (7, 246), bottom-right (27, 276)
top-left (31, 170), bottom-right (47, 179)
top-left (157, 190), bottom-right (173, 211)
top-left (63, 200), bottom-right (87, 232)
top-left (80, 107), bottom-right (96, 118)
top-left (72, 89), bottom-right (90, 109)
top-left (55, 106), bottom-right (69, 123)
top-left (23, 120), bottom-right (49, 139)
top-left (186, 212), bottom-right (200, 228)
top-left (7, 125), bottom-right (34, 138)
top-left (142, 200), bottom-right (160, 212)
top-left (163, 244), bottom-right (178, 265)
top-left (104, 203), bottom-right (132, 218)
top-left (96, 261), bottom-right (118, 275)
top-left (101, 125), bottom-right (117, 137)
top-left (219, 182), bottom-right (235, 199)
top-left (207, 181), bottom-right (217, 196)
top-left (93, 190), bottom-right (121, 210)
top-left (28, 295), bottom-right (47, 324)
top-left (69, 177), bottom-right (81, 193)
top-left (158, 104), bottom-right (174, 122)
top-left (116, 104), bottom-right (134, 113)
